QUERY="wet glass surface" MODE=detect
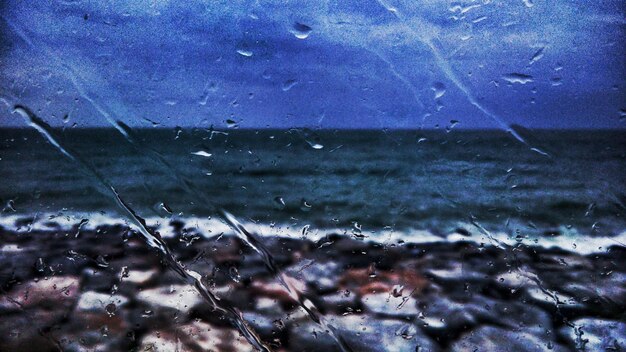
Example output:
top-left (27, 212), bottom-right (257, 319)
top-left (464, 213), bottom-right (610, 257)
top-left (1, 1), bottom-right (625, 351)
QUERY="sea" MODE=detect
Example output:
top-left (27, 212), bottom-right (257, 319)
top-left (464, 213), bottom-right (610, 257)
top-left (1, 127), bottom-right (624, 254)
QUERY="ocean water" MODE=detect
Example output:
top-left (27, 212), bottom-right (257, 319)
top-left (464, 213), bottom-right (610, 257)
top-left (1, 128), bottom-right (624, 247)
top-left (1, 126), bottom-right (626, 352)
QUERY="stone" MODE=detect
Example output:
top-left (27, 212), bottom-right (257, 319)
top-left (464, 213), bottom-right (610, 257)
top-left (138, 321), bottom-right (255, 352)
top-left (54, 312), bottom-right (131, 352)
top-left (525, 286), bottom-right (584, 309)
top-left (76, 291), bottom-right (129, 312)
top-left (417, 296), bottom-right (475, 330)
top-left (0, 276), bottom-right (80, 312)
top-left (361, 292), bottom-right (419, 317)
top-left (339, 267), bottom-right (429, 296)
top-left (243, 311), bottom-right (283, 337)
top-left (320, 290), bottom-right (358, 312)
top-left (495, 268), bottom-right (537, 289)
top-left (0, 314), bottom-right (59, 352)
top-left (450, 326), bottom-right (568, 352)
top-left (249, 277), bottom-right (306, 305)
top-left (559, 318), bottom-right (626, 351)
top-left (425, 262), bottom-right (487, 281)
top-left (463, 295), bottom-right (552, 336)
top-left (136, 284), bottom-right (203, 316)
top-left (123, 269), bottom-right (157, 285)
top-left (286, 260), bottom-right (341, 292)
top-left (288, 314), bottom-right (439, 352)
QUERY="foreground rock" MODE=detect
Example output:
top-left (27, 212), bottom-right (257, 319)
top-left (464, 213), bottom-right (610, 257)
top-left (139, 321), bottom-right (255, 352)
top-left (0, 228), bottom-right (624, 351)
top-left (450, 326), bottom-right (569, 352)
top-left (289, 314), bottom-right (439, 352)
top-left (559, 318), bottom-right (626, 351)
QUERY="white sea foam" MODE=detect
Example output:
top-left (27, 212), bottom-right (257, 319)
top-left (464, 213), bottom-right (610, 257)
top-left (1, 212), bottom-right (624, 256)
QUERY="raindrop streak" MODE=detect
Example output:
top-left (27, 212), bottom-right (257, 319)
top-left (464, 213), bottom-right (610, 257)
top-left (291, 22), bottom-right (313, 39)
top-left (372, 0), bottom-right (550, 157)
top-left (114, 122), bottom-right (352, 351)
top-left (0, 14), bottom-right (152, 148)
top-left (75, 218), bottom-right (89, 238)
top-left (368, 49), bottom-right (426, 126)
top-left (446, 119), bottom-right (459, 133)
top-left (3, 15), bottom-right (351, 352)
top-left (159, 202), bottom-right (173, 215)
top-left (220, 210), bottom-right (354, 352)
top-left (529, 47), bottom-right (546, 65)
top-left (467, 216), bottom-right (565, 314)
top-left (12, 106), bottom-right (271, 352)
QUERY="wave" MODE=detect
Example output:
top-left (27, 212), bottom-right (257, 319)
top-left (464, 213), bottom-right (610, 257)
top-left (2, 212), bottom-right (624, 256)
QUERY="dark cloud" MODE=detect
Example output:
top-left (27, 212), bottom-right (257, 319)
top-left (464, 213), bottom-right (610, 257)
top-left (1, 0), bottom-right (624, 129)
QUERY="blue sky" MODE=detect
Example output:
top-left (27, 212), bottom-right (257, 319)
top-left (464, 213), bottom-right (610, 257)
top-left (0, 0), bottom-right (624, 129)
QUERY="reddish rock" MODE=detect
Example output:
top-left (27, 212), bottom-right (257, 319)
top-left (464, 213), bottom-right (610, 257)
top-left (0, 276), bottom-right (80, 312)
top-left (339, 267), bottom-right (428, 296)
top-left (139, 321), bottom-right (255, 352)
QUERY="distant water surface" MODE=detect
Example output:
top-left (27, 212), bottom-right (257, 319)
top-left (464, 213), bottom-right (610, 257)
top-left (0, 128), bottom-right (624, 239)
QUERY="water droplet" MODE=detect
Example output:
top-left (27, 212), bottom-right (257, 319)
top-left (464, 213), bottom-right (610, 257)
top-left (273, 319), bottom-right (285, 329)
top-left (226, 119), bottom-right (239, 128)
top-left (291, 22), bottom-right (312, 39)
top-left (159, 202), bottom-right (173, 214)
top-left (143, 117), bottom-right (161, 127)
top-left (35, 257), bottom-right (46, 272)
top-left (236, 48), bottom-right (253, 57)
top-left (174, 126), bottom-right (183, 140)
top-left (273, 196), bottom-right (286, 209)
top-left (395, 324), bottom-right (417, 340)
top-left (105, 303), bottom-right (116, 316)
top-left (300, 199), bottom-right (312, 211)
top-left (431, 82), bottom-right (446, 99)
top-left (191, 150), bottom-right (212, 158)
top-left (229, 266), bottom-right (241, 283)
top-left (75, 218), bottom-right (89, 237)
top-left (96, 255), bottom-right (109, 268)
top-left (3, 199), bottom-right (16, 212)
top-left (446, 120), bottom-right (459, 133)
top-left (391, 285), bottom-right (404, 297)
top-left (502, 73), bottom-right (534, 84)
top-left (367, 263), bottom-right (377, 278)
top-left (522, 0), bottom-right (534, 7)
top-left (120, 266), bottom-right (130, 280)
top-left (306, 140), bottom-right (324, 149)
top-left (282, 79), bottom-right (298, 91)
top-left (529, 47), bottom-right (545, 65)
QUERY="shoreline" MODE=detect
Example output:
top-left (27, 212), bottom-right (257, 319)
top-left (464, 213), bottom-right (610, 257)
top-left (2, 213), bottom-right (625, 256)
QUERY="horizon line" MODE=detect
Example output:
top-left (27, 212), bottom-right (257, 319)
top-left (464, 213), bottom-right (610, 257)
top-left (1, 126), bottom-right (625, 132)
